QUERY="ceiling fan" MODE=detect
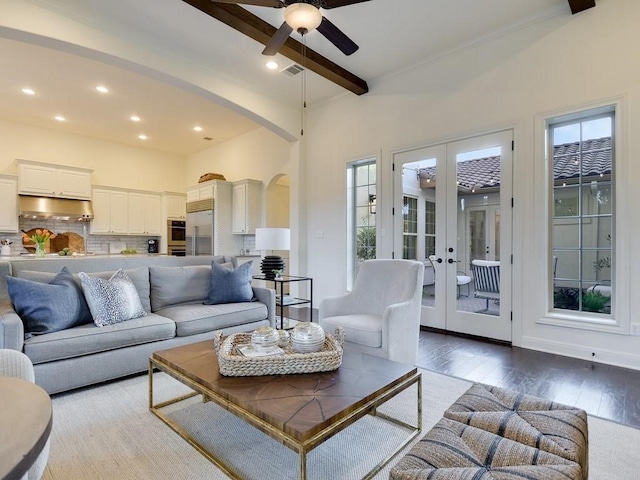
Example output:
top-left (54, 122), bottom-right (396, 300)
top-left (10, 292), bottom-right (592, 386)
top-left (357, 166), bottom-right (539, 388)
top-left (211, 0), bottom-right (370, 56)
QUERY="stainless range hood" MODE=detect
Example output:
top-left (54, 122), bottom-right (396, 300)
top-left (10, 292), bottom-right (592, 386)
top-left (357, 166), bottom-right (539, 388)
top-left (18, 195), bottom-right (94, 222)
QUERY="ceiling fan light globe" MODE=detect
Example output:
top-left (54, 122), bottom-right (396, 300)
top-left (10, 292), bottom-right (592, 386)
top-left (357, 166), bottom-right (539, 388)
top-left (284, 3), bottom-right (322, 33)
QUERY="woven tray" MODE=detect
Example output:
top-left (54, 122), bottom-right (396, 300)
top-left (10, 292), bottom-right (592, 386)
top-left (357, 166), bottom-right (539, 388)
top-left (213, 327), bottom-right (345, 377)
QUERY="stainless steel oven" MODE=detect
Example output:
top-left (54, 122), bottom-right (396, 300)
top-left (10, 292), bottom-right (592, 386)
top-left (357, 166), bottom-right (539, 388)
top-left (167, 220), bottom-right (186, 244)
top-left (167, 245), bottom-right (186, 256)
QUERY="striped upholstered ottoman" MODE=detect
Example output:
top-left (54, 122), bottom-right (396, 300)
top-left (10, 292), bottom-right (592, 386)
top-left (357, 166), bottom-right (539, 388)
top-left (390, 384), bottom-right (588, 480)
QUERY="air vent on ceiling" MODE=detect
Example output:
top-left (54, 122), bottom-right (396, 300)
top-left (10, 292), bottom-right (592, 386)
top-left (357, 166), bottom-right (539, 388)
top-left (281, 64), bottom-right (304, 76)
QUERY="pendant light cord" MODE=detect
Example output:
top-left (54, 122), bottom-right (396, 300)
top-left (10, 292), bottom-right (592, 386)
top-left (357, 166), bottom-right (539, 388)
top-left (301, 33), bottom-right (307, 137)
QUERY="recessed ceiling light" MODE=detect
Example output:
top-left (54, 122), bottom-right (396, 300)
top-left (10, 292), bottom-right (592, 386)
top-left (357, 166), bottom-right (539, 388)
top-left (130, 115), bottom-right (141, 122)
top-left (54, 115), bottom-right (66, 122)
top-left (138, 134), bottom-right (148, 140)
top-left (266, 61), bottom-right (279, 70)
top-left (95, 85), bottom-right (109, 94)
top-left (21, 88), bottom-right (36, 95)
top-left (193, 125), bottom-right (203, 132)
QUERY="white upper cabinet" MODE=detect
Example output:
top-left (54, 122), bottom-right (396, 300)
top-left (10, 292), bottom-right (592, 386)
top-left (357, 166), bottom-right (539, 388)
top-left (17, 159), bottom-right (92, 199)
top-left (232, 179), bottom-right (262, 235)
top-left (128, 192), bottom-right (162, 235)
top-left (164, 193), bottom-right (186, 219)
top-left (0, 175), bottom-right (19, 233)
top-left (91, 188), bottom-right (128, 235)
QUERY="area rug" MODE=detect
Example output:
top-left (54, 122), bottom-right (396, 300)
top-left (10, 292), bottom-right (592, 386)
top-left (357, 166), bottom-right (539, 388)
top-left (42, 369), bottom-right (639, 479)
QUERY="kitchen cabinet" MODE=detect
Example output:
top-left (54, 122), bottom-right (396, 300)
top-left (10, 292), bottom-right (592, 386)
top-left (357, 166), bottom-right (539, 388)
top-left (232, 179), bottom-right (262, 234)
top-left (0, 175), bottom-right (19, 232)
top-left (17, 159), bottom-right (92, 200)
top-left (164, 192), bottom-right (186, 219)
top-left (128, 192), bottom-right (162, 235)
top-left (91, 188), bottom-right (129, 234)
top-left (185, 180), bottom-right (223, 203)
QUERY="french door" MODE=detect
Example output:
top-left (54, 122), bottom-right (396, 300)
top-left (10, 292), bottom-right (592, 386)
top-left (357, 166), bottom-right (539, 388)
top-left (393, 131), bottom-right (513, 342)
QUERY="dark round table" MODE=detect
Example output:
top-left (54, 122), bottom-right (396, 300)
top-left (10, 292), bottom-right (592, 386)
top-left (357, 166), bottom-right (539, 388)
top-left (0, 376), bottom-right (52, 480)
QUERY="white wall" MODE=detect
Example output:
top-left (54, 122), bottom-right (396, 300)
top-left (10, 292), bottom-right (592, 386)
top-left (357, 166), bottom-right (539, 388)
top-left (0, 119), bottom-right (187, 191)
top-left (301, 0), bottom-right (640, 369)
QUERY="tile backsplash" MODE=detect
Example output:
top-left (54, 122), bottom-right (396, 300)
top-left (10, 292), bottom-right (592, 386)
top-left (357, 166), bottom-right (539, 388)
top-left (0, 219), bottom-right (157, 255)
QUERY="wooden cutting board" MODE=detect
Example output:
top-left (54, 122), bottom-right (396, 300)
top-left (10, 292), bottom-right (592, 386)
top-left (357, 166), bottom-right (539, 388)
top-left (64, 232), bottom-right (84, 253)
top-left (49, 232), bottom-right (85, 253)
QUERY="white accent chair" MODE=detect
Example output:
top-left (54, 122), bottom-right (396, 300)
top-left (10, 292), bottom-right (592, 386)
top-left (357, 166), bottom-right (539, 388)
top-left (0, 349), bottom-right (51, 480)
top-left (318, 259), bottom-right (424, 365)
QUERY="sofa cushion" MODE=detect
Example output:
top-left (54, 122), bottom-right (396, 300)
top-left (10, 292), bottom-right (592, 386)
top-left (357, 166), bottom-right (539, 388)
top-left (205, 261), bottom-right (253, 305)
top-left (6, 266), bottom-right (93, 338)
top-left (79, 270), bottom-right (147, 326)
top-left (319, 314), bottom-right (382, 348)
top-left (17, 266), bottom-right (151, 312)
top-left (156, 301), bottom-right (268, 337)
top-left (149, 265), bottom-right (210, 311)
top-left (23, 312), bottom-right (176, 364)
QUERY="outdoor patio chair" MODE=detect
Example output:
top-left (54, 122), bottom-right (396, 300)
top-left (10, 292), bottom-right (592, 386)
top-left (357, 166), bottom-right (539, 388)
top-left (318, 259), bottom-right (424, 365)
top-left (470, 259), bottom-right (500, 313)
top-left (427, 256), bottom-right (472, 298)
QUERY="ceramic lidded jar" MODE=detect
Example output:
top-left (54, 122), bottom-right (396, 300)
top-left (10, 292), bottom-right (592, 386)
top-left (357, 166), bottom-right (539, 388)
top-left (251, 326), bottom-right (280, 351)
top-left (291, 323), bottom-right (325, 353)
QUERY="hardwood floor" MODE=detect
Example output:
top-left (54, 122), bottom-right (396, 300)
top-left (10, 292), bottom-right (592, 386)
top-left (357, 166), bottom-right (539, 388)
top-left (416, 329), bottom-right (640, 429)
top-left (287, 307), bottom-right (639, 429)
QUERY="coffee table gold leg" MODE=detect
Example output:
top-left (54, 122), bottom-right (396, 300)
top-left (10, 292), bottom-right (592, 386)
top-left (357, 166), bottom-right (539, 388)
top-left (299, 450), bottom-right (307, 480)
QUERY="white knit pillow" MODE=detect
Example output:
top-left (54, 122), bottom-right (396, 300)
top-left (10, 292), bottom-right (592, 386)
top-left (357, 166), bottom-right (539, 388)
top-left (79, 269), bottom-right (147, 327)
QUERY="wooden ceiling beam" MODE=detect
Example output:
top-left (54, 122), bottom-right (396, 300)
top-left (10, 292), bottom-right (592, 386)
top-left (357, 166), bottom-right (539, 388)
top-left (181, 0), bottom-right (369, 95)
top-left (567, 0), bottom-right (596, 14)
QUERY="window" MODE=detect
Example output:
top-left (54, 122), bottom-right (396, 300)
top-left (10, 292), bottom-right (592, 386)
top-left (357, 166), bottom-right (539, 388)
top-left (352, 161), bottom-right (376, 267)
top-left (425, 200), bottom-right (436, 257)
top-left (403, 196), bottom-right (418, 259)
top-left (550, 109), bottom-right (614, 317)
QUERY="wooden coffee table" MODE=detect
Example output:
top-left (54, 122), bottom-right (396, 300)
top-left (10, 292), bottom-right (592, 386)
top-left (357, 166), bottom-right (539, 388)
top-left (149, 340), bottom-right (421, 480)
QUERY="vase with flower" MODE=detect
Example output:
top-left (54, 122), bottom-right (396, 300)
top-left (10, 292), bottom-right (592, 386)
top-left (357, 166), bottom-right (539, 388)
top-left (22, 229), bottom-right (56, 257)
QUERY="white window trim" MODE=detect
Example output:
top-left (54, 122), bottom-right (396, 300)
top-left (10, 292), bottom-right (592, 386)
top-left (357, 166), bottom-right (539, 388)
top-left (535, 96), bottom-right (630, 335)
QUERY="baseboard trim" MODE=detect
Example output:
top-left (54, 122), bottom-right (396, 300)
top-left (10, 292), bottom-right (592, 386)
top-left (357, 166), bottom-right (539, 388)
top-left (420, 326), bottom-right (512, 347)
top-left (521, 335), bottom-right (640, 371)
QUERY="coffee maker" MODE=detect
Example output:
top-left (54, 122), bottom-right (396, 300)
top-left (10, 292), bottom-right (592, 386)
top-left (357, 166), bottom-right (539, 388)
top-left (147, 239), bottom-right (158, 254)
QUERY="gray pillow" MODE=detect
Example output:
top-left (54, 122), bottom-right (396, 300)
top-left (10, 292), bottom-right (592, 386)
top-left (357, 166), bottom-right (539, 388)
top-left (79, 269), bottom-right (147, 327)
top-left (6, 266), bottom-right (93, 338)
top-left (204, 261), bottom-right (254, 305)
top-left (149, 265), bottom-right (211, 311)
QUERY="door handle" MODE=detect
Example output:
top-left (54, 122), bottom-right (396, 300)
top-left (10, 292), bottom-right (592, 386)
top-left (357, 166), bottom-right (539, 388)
top-left (448, 258), bottom-right (454, 264)
top-left (434, 257), bottom-right (443, 263)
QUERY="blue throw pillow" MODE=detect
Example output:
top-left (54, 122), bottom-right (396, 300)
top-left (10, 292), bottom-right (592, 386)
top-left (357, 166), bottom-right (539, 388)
top-left (6, 266), bottom-right (93, 338)
top-left (204, 261), bottom-right (254, 305)
top-left (79, 269), bottom-right (147, 327)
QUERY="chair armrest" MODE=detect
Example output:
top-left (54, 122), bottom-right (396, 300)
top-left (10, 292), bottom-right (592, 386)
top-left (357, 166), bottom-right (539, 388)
top-left (319, 293), bottom-right (358, 319)
top-left (251, 287), bottom-right (276, 328)
top-left (0, 303), bottom-right (24, 351)
top-left (381, 299), bottom-right (421, 365)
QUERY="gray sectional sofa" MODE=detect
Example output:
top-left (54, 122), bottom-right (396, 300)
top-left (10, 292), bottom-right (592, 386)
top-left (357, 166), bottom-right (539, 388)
top-left (0, 255), bottom-right (275, 394)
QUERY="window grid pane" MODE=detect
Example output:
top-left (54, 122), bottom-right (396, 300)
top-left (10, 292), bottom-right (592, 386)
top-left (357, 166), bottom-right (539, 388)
top-left (354, 162), bottom-right (376, 265)
top-left (551, 112), bottom-right (613, 316)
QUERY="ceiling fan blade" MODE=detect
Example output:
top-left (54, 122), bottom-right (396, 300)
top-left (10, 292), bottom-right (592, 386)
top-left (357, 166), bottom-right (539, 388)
top-left (316, 17), bottom-right (359, 55)
top-left (212, 0), bottom-right (283, 7)
top-left (322, 0), bottom-right (370, 9)
top-left (262, 21), bottom-right (294, 56)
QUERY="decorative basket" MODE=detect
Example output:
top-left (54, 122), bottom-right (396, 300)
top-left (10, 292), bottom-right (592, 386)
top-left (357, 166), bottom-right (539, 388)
top-left (198, 172), bottom-right (226, 183)
top-left (214, 327), bottom-right (345, 377)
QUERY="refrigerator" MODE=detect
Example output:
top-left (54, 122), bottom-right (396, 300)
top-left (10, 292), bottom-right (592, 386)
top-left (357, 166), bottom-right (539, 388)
top-left (186, 209), bottom-right (214, 256)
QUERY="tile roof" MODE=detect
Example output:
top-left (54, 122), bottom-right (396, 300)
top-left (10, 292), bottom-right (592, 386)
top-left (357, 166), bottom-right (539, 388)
top-left (417, 137), bottom-right (612, 189)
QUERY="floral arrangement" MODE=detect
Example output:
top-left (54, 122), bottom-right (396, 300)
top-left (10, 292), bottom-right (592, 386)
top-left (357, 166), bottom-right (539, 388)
top-left (22, 228), bottom-right (57, 244)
